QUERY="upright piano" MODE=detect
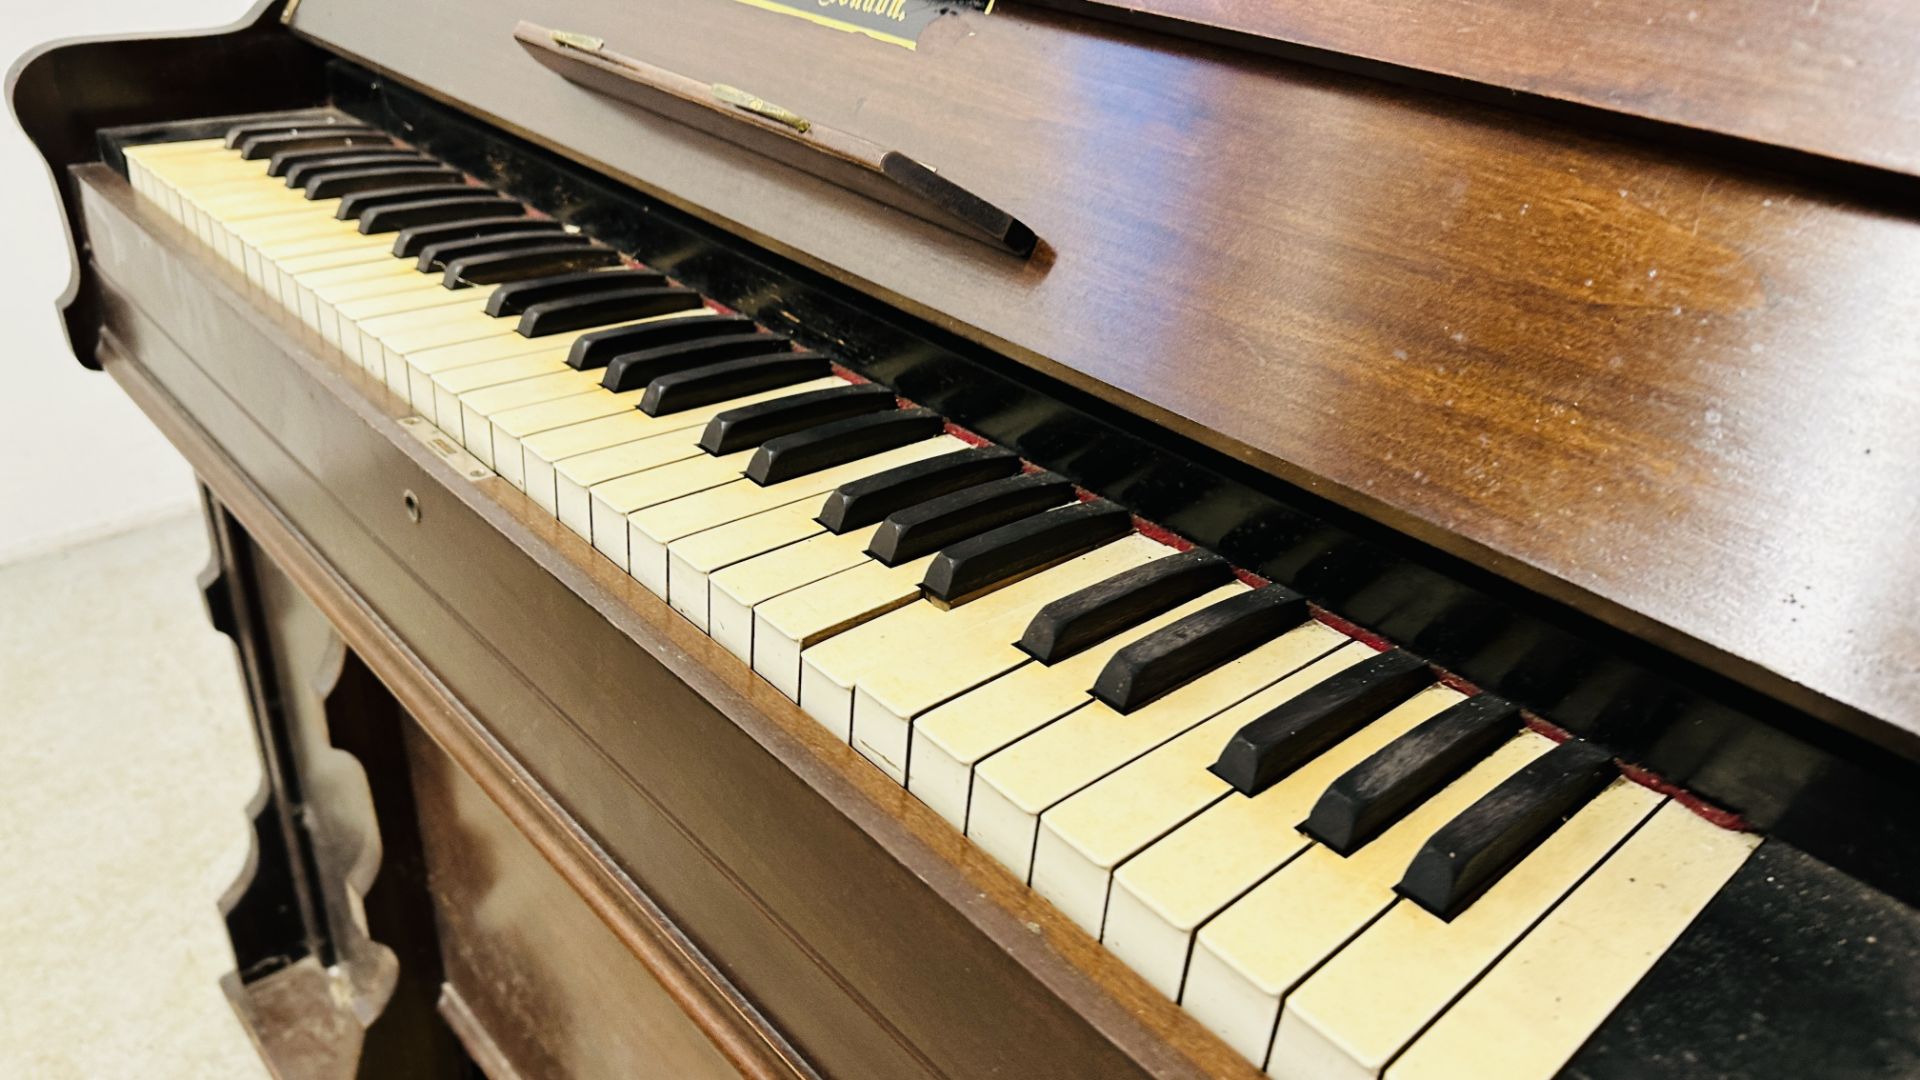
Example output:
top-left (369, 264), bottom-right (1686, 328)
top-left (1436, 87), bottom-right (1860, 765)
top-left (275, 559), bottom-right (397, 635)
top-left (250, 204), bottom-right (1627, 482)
top-left (13, 0), bottom-right (1920, 1076)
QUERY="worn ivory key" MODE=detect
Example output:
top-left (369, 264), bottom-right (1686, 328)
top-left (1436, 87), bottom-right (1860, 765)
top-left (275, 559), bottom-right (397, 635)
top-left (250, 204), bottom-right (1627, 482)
top-left (966, 620), bottom-right (1349, 882)
top-left (1101, 685), bottom-right (1468, 999)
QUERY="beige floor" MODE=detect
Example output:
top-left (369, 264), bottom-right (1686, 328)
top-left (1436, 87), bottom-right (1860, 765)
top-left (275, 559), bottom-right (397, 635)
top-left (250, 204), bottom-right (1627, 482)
top-left (0, 512), bottom-right (274, 1079)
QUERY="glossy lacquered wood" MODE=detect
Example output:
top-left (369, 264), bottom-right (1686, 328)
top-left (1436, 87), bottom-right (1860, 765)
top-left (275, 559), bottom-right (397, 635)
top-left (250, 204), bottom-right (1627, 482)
top-left (1044, 0), bottom-right (1920, 180)
top-left (283, 0), bottom-right (1920, 746)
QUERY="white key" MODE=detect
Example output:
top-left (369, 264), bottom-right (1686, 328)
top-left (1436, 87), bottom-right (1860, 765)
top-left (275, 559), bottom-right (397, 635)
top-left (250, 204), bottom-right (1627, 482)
top-left (754, 555), bottom-right (935, 703)
top-left (666, 499), bottom-right (828, 630)
top-left (794, 536), bottom-right (1164, 739)
top-left (1181, 733), bottom-right (1550, 1068)
top-left (967, 620), bottom-right (1349, 882)
top-left (1270, 778), bottom-right (1661, 1080)
top-left (1386, 803), bottom-right (1757, 1080)
top-left (1030, 642), bottom-right (1376, 935)
top-left (630, 436), bottom-right (960, 596)
top-left (587, 451), bottom-right (754, 569)
top-left (541, 379), bottom-right (843, 525)
top-left (906, 583), bottom-right (1248, 829)
top-left (427, 308), bottom-right (703, 429)
top-left (1101, 684), bottom-right (1467, 999)
top-left (848, 559), bottom-right (1230, 783)
top-left (707, 523), bottom-right (881, 663)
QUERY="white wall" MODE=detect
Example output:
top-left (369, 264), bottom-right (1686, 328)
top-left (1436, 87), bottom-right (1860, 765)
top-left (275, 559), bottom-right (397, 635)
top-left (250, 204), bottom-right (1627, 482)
top-left (1, 0), bottom-right (256, 565)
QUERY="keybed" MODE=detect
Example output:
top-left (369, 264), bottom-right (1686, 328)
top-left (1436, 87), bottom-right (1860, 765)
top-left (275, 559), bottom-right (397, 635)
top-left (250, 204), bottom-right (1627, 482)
top-left (123, 123), bottom-right (1761, 1080)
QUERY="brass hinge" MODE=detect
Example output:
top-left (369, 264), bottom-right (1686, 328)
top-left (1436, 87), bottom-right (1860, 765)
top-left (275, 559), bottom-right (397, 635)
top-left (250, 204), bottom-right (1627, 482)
top-left (711, 83), bottom-right (811, 134)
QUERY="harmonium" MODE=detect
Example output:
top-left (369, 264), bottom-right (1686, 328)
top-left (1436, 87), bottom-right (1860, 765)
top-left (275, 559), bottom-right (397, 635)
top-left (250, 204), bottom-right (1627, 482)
top-left (14, 0), bottom-right (1919, 1076)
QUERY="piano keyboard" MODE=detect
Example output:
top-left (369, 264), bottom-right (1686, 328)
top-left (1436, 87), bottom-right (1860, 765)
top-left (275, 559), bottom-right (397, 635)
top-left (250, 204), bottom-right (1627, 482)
top-left (124, 121), bottom-right (1764, 1080)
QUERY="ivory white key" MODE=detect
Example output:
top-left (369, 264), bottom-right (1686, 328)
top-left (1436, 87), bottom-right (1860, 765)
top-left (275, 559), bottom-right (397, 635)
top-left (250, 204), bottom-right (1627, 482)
top-left (662, 433), bottom-right (948, 630)
top-left (847, 548), bottom-right (1193, 782)
top-left (1181, 733), bottom-right (1551, 1067)
top-left (182, 185), bottom-right (346, 269)
top-left (1386, 803), bottom-right (1758, 1080)
top-left (561, 423), bottom-right (735, 537)
top-left (189, 185), bottom-right (356, 262)
top-left (154, 167), bottom-right (281, 243)
top-left (1031, 643), bottom-right (1376, 935)
top-left (364, 291), bottom-right (526, 362)
top-left (706, 522), bottom-right (884, 663)
top-left (907, 584), bottom-right (1246, 830)
top-left (666, 498), bottom-right (830, 631)
top-left (630, 435), bottom-right (960, 596)
top-left (476, 361), bottom-right (664, 463)
top-left (1101, 684), bottom-right (1467, 998)
top-left (406, 329), bottom-right (618, 430)
top-left (793, 536), bottom-right (1163, 738)
top-left (754, 555), bottom-right (936, 702)
top-left (587, 452), bottom-right (756, 568)
top-left (429, 308), bottom-right (704, 428)
top-left (276, 244), bottom-right (435, 326)
top-left (387, 329), bottom-right (577, 404)
top-left (139, 158), bottom-right (366, 291)
top-left (256, 236), bottom-right (411, 324)
top-left (231, 213), bottom-right (392, 294)
top-left (431, 351), bottom-right (583, 428)
top-left (967, 619), bottom-right (1348, 882)
top-left (704, 432), bottom-right (1025, 656)
top-left (334, 284), bottom-right (491, 369)
top-left (1270, 778), bottom-right (1662, 1080)
top-left (848, 570), bottom-right (1219, 786)
top-left (301, 258), bottom-right (441, 336)
top-left (321, 271), bottom-right (482, 350)
top-left (540, 379), bottom-right (844, 522)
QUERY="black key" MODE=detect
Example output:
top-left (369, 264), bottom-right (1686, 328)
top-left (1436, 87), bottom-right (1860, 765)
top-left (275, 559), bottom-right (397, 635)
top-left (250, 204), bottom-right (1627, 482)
top-left (1302, 693), bottom-right (1521, 855)
top-left (237, 129), bottom-right (383, 160)
top-left (393, 216), bottom-right (558, 259)
top-left (515, 286), bottom-right (703, 337)
top-left (640, 352), bottom-right (830, 416)
top-left (746, 408), bottom-right (944, 486)
top-left (304, 165), bottom-right (464, 200)
top-left (484, 269), bottom-right (668, 317)
top-left (1094, 584), bottom-right (1310, 715)
top-left (360, 196), bottom-right (523, 235)
top-left (1020, 549), bottom-right (1235, 665)
top-left (698, 383), bottom-right (896, 455)
top-left (283, 151), bottom-right (423, 188)
top-left (269, 145), bottom-right (414, 179)
top-left (1395, 738), bottom-right (1616, 920)
top-left (568, 314), bottom-right (758, 372)
top-left (819, 446), bottom-right (1022, 535)
top-left (443, 243), bottom-right (623, 288)
top-left (921, 499), bottom-right (1132, 606)
top-left (865, 471), bottom-right (1073, 566)
top-left (601, 332), bottom-right (792, 391)
top-left (225, 118), bottom-right (373, 149)
top-left (335, 183), bottom-right (487, 221)
top-left (417, 229), bottom-right (588, 273)
top-left (1208, 648), bottom-right (1432, 796)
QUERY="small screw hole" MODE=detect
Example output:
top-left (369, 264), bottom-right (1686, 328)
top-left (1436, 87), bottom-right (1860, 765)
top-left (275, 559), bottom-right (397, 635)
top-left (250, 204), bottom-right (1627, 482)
top-left (402, 490), bottom-right (421, 523)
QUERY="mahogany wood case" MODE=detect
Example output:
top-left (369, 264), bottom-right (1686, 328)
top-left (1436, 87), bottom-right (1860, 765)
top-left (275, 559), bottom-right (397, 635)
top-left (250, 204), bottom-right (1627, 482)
top-left (11, 0), bottom-right (1920, 1075)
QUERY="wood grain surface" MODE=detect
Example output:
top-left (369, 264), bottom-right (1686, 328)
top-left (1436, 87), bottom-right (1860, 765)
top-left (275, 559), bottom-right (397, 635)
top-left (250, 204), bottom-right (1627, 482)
top-left (81, 163), bottom-right (1262, 1080)
top-left (1041, 0), bottom-right (1920, 179)
top-left (285, 0), bottom-right (1920, 745)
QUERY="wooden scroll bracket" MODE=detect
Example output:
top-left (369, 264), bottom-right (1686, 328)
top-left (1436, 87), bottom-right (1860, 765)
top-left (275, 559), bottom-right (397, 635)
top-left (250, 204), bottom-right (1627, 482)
top-left (514, 22), bottom-right (1038, 258)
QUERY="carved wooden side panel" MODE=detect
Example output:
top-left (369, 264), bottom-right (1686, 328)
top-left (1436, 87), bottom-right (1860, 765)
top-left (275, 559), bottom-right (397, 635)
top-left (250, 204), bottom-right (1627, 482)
top-left (198, 490), bottom-right (463, 1078)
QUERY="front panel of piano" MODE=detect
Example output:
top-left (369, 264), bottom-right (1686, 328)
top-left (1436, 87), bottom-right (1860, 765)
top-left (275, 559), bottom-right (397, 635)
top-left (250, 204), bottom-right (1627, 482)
top-left (13, 1), bottom-right (1920, 1078)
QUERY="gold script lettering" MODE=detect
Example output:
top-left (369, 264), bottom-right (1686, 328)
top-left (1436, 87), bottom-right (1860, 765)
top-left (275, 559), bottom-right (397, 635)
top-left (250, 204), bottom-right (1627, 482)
top-left (815, 0), bottom-right (908, 22)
